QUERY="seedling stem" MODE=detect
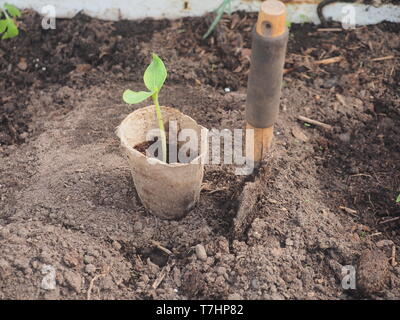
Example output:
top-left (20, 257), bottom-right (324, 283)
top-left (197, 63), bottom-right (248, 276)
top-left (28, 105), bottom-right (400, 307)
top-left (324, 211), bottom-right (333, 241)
top-left (152, 91), bottom-right (167, 162)
top-left (123, 53), bottom-right (168, 163)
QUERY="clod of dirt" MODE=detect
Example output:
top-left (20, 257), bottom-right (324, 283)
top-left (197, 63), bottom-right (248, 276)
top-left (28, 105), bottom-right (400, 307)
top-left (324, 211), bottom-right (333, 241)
top-left (63, 270), bottom-right (83, 293)
top-left (357, 249), bottom-right (390, 296)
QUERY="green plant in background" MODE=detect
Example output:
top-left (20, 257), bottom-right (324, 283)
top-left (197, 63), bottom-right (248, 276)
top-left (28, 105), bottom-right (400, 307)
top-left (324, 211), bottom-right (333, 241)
top-left (299, 14), bottom-right (309, 24)
top-left (123, 53), bottom-right (168, 163)
top-left (396, 194), bottom-right (400, 203)
top-left (203, 0), bottom-right (232, 39)
top-left (0, 3), bottom-right (21, 39)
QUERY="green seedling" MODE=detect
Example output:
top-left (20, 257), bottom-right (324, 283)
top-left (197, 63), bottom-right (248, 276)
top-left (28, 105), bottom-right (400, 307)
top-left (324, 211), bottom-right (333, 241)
top-left (123, 53), bottom-right (168, 163)
top-left (203, 0), bottom-right (232, 39)
top-left (0, 3), bottom-right (21, 39)
top-left (396, 194), bottom-right (400, 203)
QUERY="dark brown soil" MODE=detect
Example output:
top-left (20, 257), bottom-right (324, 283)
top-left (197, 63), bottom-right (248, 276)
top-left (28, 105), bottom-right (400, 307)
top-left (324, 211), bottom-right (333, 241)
top-left (134, 140), bottom-right (156, 156)
top-left (0, 10), bottom-right (399, 300)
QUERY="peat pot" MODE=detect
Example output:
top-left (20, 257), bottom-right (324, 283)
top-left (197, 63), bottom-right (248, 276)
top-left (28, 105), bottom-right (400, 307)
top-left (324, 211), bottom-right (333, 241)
top-left (117, 105), bottom-right (208, 220)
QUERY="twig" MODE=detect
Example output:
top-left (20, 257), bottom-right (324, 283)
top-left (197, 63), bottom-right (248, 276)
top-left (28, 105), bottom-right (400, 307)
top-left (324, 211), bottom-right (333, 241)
top-left (152, 263), bottom-right (174, 290)
top-left (369, 232), bottom-right (382, 237)
top-left (378, 216), bottom-right (400, 225)
top-left (315, 56), bottom-right (342, 65)
top-left (370, 55), bottom-right (395, 62)
top-left (297, 115), bottom-right (333, 130)
top-left (87, 265), bottom-right (111, 300)
top-left (151, 240), bottom-right (173, 256)
top-left (339, 206), bottom-right (358, 216)
top-left (391, 245), bottom-right (397, 267)
top-left (317, 28), bottom-right (343, 32)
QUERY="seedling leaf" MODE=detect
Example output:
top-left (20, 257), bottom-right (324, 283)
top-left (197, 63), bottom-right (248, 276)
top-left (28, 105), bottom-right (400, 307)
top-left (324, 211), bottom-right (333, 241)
top-left (122, 53), bottom-right (168, 162)
top-left (0, 20), bottom-right (7, 33)
top-left (123, 90), bottom-right (153, 104)
top-left (2, 18), bottom-right (18, 39)
top-left (4, 3), bottom-right (21, 17)
top-left (396, 194), bottom-right (400, 203)
top-left (143, 53), bottom-right (167, 93)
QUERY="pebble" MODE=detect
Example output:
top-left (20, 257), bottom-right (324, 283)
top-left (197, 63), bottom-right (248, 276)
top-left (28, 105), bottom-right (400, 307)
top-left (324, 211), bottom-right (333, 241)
top-left (251, 278), bottom-right (259, 290)
top-left (41, 265), bottom-right (56, 291)
top-left (112, 241), bottom-right (121, 251)
top-left (338, 132), bottom-right (351, 143)
top-left (285, 239), bottom-right (294, 246)
top-left (85, 264), bottom-right (96, 274)
top-left (0, 259), bottom-right (11, 278)
top-left (63, 253), bottom-right (79, 267)
top-left (101, 275), bottom-right (114, 290)
top-left (0, 227), bottom-right (10, 239)
top-left (216, 266), bottom-right (227, 276)
top-left (83, 255), bottom-right (94, 264)
top-left (195, 244), bottom-right (207, 262)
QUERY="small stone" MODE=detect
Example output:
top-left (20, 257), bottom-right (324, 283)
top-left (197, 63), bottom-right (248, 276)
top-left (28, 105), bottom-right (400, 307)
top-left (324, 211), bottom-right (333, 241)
top-left (85, 264), bottom-right (96, 274)
top-left (17, 58), bottom-right (28, 71)
top-left (64, 271), bottom-right (82, 293)
top-left (41, 265), bottom-right (56, 291)
top-left (285, 239), bottom-right (294, 246)
top-left (0, 227), bottom-right (10, 239)
top-left (63, 253), bottom-right (79, 267)
top-left (0, 259), bottom-right (11, 278)
top-left (83, 255), bottom-right (94, 264)
top-left (216, 266), bottom-right (227, 276)
top-left (101, 275), bottom-right (114, 290)
top-left (338, 132), bottom-right (351, 143)
top-left (31, 260), bottom-right (39, 270)
top-left (251, 278), bottom-right (259, 290)
top-left (140, 274), bottom-right (149, 284)
top-left (227, 293), bottom-right (242, 300)
top-left (112, 241), bottom-right (121, 251)
top-left (195, 244), bottom-right (207, 262)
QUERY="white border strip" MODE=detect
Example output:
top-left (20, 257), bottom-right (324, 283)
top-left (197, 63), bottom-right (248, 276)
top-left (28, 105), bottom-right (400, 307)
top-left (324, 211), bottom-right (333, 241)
top-left (1, 0), bottom-right (399, 24)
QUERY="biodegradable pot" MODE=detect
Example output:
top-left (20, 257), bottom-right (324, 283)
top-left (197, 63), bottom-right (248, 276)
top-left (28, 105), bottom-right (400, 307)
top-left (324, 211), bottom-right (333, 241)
top-left (117, 106), bottom-right (208, 220)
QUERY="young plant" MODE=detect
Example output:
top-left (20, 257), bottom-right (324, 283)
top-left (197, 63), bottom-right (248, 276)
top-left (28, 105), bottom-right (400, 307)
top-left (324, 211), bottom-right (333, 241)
top-left (0, 3), bottom-right (21, 39)
top-left (396, 194), bottom-right (400, 203)
top-left (203, 0), bottom-right (232, 39)
top-left (123, 53), bottom-right (168, 162)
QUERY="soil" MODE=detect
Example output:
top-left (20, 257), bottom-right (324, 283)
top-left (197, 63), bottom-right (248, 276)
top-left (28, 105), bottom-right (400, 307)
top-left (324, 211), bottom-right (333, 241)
top-left (0, 10), bottom-right (399, 300)
top-left (133, 133), bottom-right (196, 164)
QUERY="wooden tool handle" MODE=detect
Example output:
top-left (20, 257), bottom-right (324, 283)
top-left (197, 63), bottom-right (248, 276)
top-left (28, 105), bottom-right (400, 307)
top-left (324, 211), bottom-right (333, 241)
top-left (256, 0), bottom-right (286, 37)
top-left (248, 0), bottom-right (286, 164)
